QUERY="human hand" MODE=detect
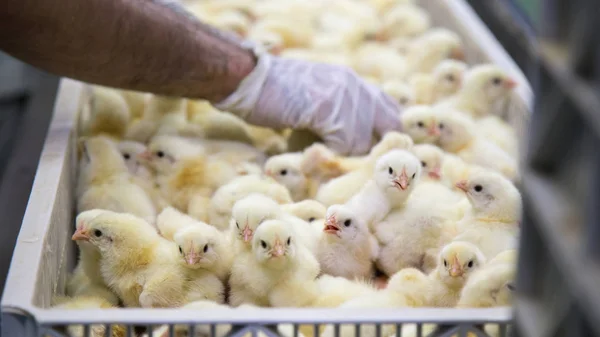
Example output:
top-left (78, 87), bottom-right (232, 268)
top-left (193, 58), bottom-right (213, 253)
top-left (215, 53), bottom-right (402, 155)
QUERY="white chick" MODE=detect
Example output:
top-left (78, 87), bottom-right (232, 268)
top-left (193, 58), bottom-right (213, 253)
top-left (72, 210), bottom-right (224, 307)
top-left (209, 175), bottom-right (293, 230)
top-left (346, 149), bottom-right (422, 231)
top-left (453, 169), bottom-right (522, 260)
top-left (377, 3), bottom-right (430, 41)
top-left (435, 110), bottom-right (518, 180)
top-left (264, 152), bottom-right (312, 201)
top-left (281, 200), bottom-right (327, 225)
top-left (318, 204), bottom-right (378, 280)
top-left (315, 132), bottom-right (414, 206)
top-left (310, 275), bottom-right (378, 308)
top-left (400, 105), bottom-right (440, 144)
top-left (427, 241), bottom-right (486, 307)
top-left (76, 136), bottom-right (156, 224)
top-left (410, 60), bottom-right (468, 105)
top-left (381, 80), bottom-right (415, 107)
top-left (437, 64), bottom-right (517, 118)
top-left (156, 207), bottom-right (233, 282)
top-left (321, 268), bottom-right (430, 337)
top-left (229, 219), bottom-right (320, 307)
top-left (406, 28), bottom-right (464, 74)
top-left (353, 42), bottom-right (407, 81)
top-left (457, 261), bottom-right (516, 308)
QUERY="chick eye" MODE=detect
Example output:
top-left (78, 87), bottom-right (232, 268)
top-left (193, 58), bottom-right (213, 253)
top-left (344, 219), bottom-right (351, 227)
top-left (445, 74), bottom-right (455, 82)
top-left (399, 98), bottom-right (408, 105)
top-left (236, 222), bottom-right (240, 229)
top-left (443, 259), bottom-right (447, 267)
top-left (412, 173), bottom-right (416, 179)
top-left (123, 153), bottom-right (131, 160)
top-left (203, 244), bottom-right (209, 253)
top-left (492, 77), bottom-right (502, 85)
top-left (280, 169), bottom-right (288, 176)
top-left (286, 237), bottom-right (291, 245)
top-left (421, 161), bottom-right (427, 168)
top-left (417, 121), bottom-right (424, 128)
top-left (439, 123), bottom-right (445, 129)
top-left (474, 185), bottom-right (483, 192)
top-left (388, 167), bottom-right (393, 175)
top-left (94, 230), bottom-right (103, 237)
top-left (308, 217), bottom-right (316, 222)
top-left (260, 240), bottom-right (267, 249)
top-left (467, 260), bottom-right (474, 268)
top-left (179, 246), bottom-right (183, 254)
top-left (156, 151), bottom-right (165, 158)
top-left (506, 282), bottom-right (516, 292)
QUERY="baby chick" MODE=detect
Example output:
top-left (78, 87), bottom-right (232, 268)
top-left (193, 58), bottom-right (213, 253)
top-left (381, 80), bottom-right (415, 107)
top-left (157, 207), bottom-right (233, 282)
top-left (315, 132), bottom-right (414, 206)
top-left (457, 260), bottom-right (516, 308)
top-left (281, 200), bottom-right (327, 225)
top-left (476, 115), bottom-right (519, 157)
top-left (209, 175), bottom-right (293, 230)
top-left (76, 136), bottom-right (156, 224)
top-left (119, 89), bottom-right (148, 120)
top-left (435, 110), bottom-right (518, 180)
top-left (427, 241), bottom-right (486, 307)
top-left (264, 152), bottom-right (312, 201)
top-left (229, 219), bottom-right (320, 307)
top-left (126, 95), bottom-right (194, 143)
top-left (318, 204), bottom-right (378, 280)
top-left (346, 149), bottom-right (421, 231)
top-left (437, 64), bottom-right (517, 118)
top-left (400, 106), bottom-right (440, 144)
top-left (410, 60), bottom-right (468, 105)
top-left (310, 275), bottom-right (378, 308)
top-left (377, 4), bottom-right (430, 41)
top-left (82, 86), bottom-right (131, 138)
top-left (453, 170), bottom-right (522, 260)
top-left (52, 296), bottom-right (125, 337)
top-left (72, 211), bottom-right (224, 307)
top-left (353, 42), bottom-right (407, 81)
top-left (406, 28), bottom-right (464, 75)
top-left (300, 143), bottom-right (364, 184)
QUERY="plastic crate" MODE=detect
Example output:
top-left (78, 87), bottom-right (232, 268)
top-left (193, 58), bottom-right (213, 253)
top-left (0, 1), bottom-right (533, 336)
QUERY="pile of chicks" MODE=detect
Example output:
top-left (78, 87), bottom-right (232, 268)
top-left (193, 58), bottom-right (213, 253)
top-left (55, 0), bottom-right (523, 336)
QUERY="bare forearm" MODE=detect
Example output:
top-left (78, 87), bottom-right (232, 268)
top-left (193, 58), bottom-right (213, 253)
top-left (0, 0), bottom-right (256, 102)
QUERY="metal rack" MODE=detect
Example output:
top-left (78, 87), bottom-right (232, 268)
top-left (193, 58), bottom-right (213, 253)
top-left (467, 0), bottom-right (600, 336)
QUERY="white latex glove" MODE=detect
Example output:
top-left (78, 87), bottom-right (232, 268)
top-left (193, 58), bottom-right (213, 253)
top-left (215, 52), bottom-right (402, 155)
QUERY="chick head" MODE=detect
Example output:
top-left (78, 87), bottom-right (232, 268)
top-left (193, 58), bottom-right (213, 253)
top-left (463, 64), bottom-right (517, 104)
top-left (368, 132), bottom-right (414, 160)
top-left (141, 135), bottom-right (204, 175)
top-left (380, 4), bottom-right (430, 40)
top-left (231, 193), bottom-right (282, 246)
top-left (455, 169), bottom-right (522, 222)
top-left (432, 60), bottom-right (468, 97)
top-left (79, 135), bottom-right (128, 176)
top-left (434, 110), bottom-right (476, 152)
top-left (459, 263), bottom-right (516, 308)
top-left (437, 241), bottom-right (486, 287)
top-left (252, 219), bottom-right (296, 269)
top-left (411, 144), bottom-right (445, 181)
top-left (72, 210), bottom-right (156, 253)
top-left (408, 28), bottom-right (464, 73)
top-left (75, 209), bottom-right (111, 250)
top-left (387, 268), bottom-right (430, 306)
top-left (374, 149), bottom-right (421, 194)
top-left (400, 106), bottom-right (439, 143)
top-left (382, 80), bottom-right (415, 107)
top-left (264, 153), bottom-right (307, 197)
top-left (323, 204), bottom-right (368, 242)
top-left (117, 140), bottom-right (154, 178)
top-left (173, 226), bottom-right (220, 269)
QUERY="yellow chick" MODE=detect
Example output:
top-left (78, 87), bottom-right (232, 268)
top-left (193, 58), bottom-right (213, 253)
top-left (126, 95), bottom-right (192, 143)
top-left (377, 3), bottom-right (430, 41)
top-left (454, 169), bottom-right (522, 260)
top-left (353, 42), bottom-right (407, 81)
top-left (264, 152), bottom-right (311, 201)
top-left (119, 89), bottom-right (148, 120)
top-left (381, 80), bottom-right (416, 107)
top-left (72, 211), bottom-right (224, 307)
top-left (406, 28), bottom-right (464, 75)
top-left (249, 17), bottom-right (313, 48)
top-left (400, 105), bottom-right (440, 144)
top-left (310, 275), bottom-right (378, 308)
top-left (229, 219), bottom-right (320, 307)
top-left (321, 268), bottom-right (430, 337)
top-left (157, 207), bottom-right (233, 282)
top-left (186, 100), bottom-right (255, 145)
top-left (435, 110), bottom-right (518, 180)
top-left (300, 143), bottom-right (364, 185)
top-left (427, 241), bottom-right (486, 307)
top-left (76, 136), bottom-right (156, 224)
top-left (437, 64), bottom-right (518, 118)
top-left (457, 260), bottom-right (516, 308)
top-left (315, 132), bottom-right (414, 206)
top-left (281, 200), bottom-right (327, 224)
top-left (82, 86), bottom-right (130, 138)
top-left (52, 295), bottom-right (125, 337)
top-left (209, 175), bottom-right (293, 230)
top-left (318, 204), bottom-right (378, 280)
top-left (476, 115), bottom-right (519, 158)
top-left (410, 60), bottom-right (468, 105)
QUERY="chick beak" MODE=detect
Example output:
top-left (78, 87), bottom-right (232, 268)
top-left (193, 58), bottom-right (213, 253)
top-left (428, 167), bottom-right (441, 180)
top-left (394, 167), bottom-right (409, 190)
top-left (265, 169), bottom-right (273, 177)
top-left (428, 125), bottom-right (441, 136)
top-left (450, 48), bottom-right (465, 61)
top-left (323, 216), bottom-right (340, 234)
top-left (242, 225), bottom-right (253, 243)
top-left (72, 228), bottom-right (90, 241)
top-left (504, 78), bottom-right (518, 89)
top-left (271, 239), bottom-right (285, 258)
top-left (449, 255), bottom-right (464, 277)
top-left (455, 180), bottom-right (469, 192)
top-left (185, 253), bottom-right (201, 266)
top-left (137, 151), bottom-right (152, 161)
